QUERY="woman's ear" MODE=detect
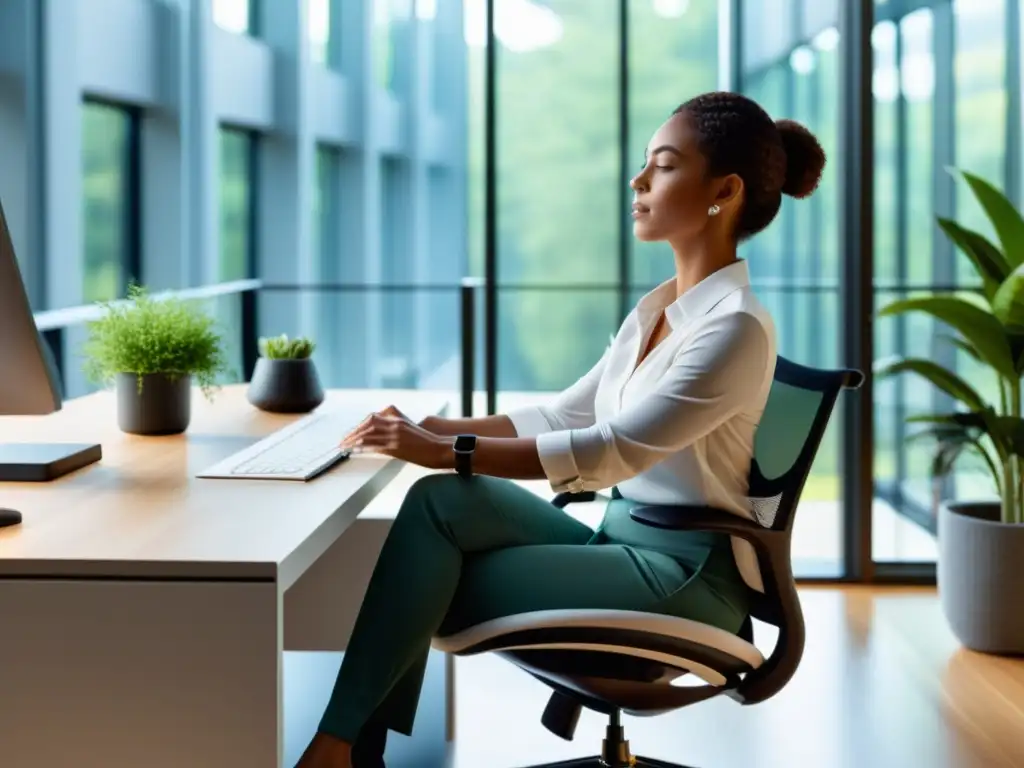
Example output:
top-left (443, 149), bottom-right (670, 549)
top-left (715, 173), bottom-right (744, 211)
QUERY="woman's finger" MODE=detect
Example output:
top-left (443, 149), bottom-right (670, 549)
top-left (341, 424), bottom-right (372, 444)
top-left (349, 435), bottom-right (399, 454)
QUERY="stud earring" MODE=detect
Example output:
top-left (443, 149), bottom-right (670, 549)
top-left (708, 204), bottom-right (721, 216)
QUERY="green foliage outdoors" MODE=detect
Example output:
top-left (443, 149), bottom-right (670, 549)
top-left (82, 284), bottom-right (228, 397)
top-left (876, 169), bottom-right (1024, 525)
top-left (259, 334), bottom-right (316, 359)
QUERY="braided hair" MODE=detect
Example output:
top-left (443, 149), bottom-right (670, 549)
top-left (674, 91), bottom-right (826, 241)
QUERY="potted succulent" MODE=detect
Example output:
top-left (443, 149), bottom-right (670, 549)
top-left (83, 284), bottom-right (228, 435)
top-left (246, 334), bottom-right (324, 414)
top-left (876, 168), bottom-right (1024, 655)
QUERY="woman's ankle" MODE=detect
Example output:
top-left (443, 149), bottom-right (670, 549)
top-left (296, 731), bottom-right (352, 768)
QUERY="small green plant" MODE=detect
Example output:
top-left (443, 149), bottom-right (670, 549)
top-left (876, 168), bottom-right (1024, 525)
top-left (258, 334), bottom-right (316, 360)
top-left (82, 284), bottom-right (228, 396)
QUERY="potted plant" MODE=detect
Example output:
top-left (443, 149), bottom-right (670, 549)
top-left (83, 284), bottom-right (228, 436)
top-left (876, 168), bottom-right (1024, 655)
top-left (246, 334), bottom-right (324, 414)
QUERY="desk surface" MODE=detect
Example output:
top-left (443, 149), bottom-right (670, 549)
top-left (0, 386), bottom-right (448, 584)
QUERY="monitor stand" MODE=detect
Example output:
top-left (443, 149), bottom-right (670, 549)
top-left (0, 508), bottom-right (21, 528)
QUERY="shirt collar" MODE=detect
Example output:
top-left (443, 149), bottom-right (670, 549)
top-left (637, 260), bottom-right (751, 330)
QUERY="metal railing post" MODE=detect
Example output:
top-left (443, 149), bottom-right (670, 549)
top-left (240, 288), bottom-right (259, 382)
top-left (460, 278), bottom-right (482, 418)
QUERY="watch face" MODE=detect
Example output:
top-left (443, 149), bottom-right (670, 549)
top-left (454, 434), bottom-right (476, 451)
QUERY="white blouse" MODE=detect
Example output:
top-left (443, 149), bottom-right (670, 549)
top-left (507, 259), bottom-right (777, 592)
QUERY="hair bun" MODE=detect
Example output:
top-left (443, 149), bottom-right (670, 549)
top-left (775, 119), bottom-right (825, 198)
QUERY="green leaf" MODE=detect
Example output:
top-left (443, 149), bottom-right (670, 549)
top-left (931, 441), bottom-right (966, 478)
top-left (951, 168), bottom-right (1024, 269)
top-left (877, 295), bottom-right (1016, 378)
top-left (907, 411), bottom-right (989, 430)
top-left (938, 333), bottom-right (982, 363)
top-left (992, 263), bottom-right (1024, 328)
top-left (936, 217), bottom-right (1009, 301)
top-left (906, 422), bottom-right (1002, 487)
top-left (991, 416), bottom-right (1024, 457)
top-left (82, 285), bottom-right (228, 397)
top-left (874, 357), bottom-right (987, 411)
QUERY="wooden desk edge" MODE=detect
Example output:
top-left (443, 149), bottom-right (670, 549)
top-left (0, 391), bottom-right (452, 584)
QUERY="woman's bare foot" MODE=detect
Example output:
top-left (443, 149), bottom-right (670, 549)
top-left (295, 732), bottom-right (352, 768)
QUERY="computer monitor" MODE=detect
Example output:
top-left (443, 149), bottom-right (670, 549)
top-left (0, 197), bottom-right (101, 528)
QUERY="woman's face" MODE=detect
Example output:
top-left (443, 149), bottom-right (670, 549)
top-left (630, 112), bottom-right (729, 243)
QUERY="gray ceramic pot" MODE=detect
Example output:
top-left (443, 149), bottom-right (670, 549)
top-left (116, 372), bottom-right (192, 435)
top-left (938, 500), bottom-right (1024, 655)
top-left (246, 357), bottom-right (324, 414)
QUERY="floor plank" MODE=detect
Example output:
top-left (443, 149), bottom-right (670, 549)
top-left (451, 587), bottom-right (1024, 768)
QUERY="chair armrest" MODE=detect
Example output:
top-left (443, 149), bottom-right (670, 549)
top-left (628, 504), bottom-right (803, 706)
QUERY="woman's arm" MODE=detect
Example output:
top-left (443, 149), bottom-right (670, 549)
top-left (530, 313), bottom-right (773, 493)
top-left (419, 414), bottom-right (518, 438)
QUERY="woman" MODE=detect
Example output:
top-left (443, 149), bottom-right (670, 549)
top-left (297, 90), bottom-right (826, 768)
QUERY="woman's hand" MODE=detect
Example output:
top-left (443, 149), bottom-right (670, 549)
top-left (341, 409), bottom-right (451, 469)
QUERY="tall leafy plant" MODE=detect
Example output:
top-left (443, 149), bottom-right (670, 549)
top-left (876, 169), bottom-right (1024, 525)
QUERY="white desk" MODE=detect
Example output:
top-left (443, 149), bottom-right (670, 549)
top-left (0, 386), bottom-right (452, 768)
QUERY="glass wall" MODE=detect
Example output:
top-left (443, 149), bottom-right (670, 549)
top-left (490, 0), bottom-right (620, 395)
top-left (871, 0), bottom-right (1014, 565)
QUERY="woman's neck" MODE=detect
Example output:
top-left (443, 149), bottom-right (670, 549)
top-left (669, 235), bottom-right (738, 299)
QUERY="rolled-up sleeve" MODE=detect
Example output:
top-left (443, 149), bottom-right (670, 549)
top-left (536, 313), bottom-right (772, 494)
top-left (505, 346), bottom-right (610, 439)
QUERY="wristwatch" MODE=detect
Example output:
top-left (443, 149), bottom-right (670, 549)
top-left (453, 434), bottom-right (477, 479)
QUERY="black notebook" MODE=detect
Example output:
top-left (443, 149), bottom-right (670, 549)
top-left (0, 443), bottom-right (102, 482)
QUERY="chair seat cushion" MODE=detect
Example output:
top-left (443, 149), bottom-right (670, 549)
top-left (433, 608), bottom-right (764, 687)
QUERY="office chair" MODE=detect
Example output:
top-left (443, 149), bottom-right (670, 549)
top-left (433, 356), bottom-right (864, 767)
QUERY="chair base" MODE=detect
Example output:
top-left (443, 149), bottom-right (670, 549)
top-left (516, 709), bottom-right (695, 768)
top-left (518, 757), bottom-right (695, 768)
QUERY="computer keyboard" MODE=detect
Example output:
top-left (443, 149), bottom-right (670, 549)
top-left (197, 410), bottom-right (358, 481)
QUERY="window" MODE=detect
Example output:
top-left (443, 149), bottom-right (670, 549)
top-left (374, 0), bottom-right (414, 92)
top-left (219, 128), bottom-right (254, 281)
top-left (488, 0), bottom-right (620, 395)
top-left (82, 102), bottom-right (135, 303)
top-left (871, 7), bottom-right (943, 563)
top-left (212, 0), bottom-right (252, 35)
top-left (379, 158), bottom-right (415, 386)
top-left (310, 0), bottom-right (332, 66)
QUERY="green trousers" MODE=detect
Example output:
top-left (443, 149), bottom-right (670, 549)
top-left (318, 474), bottom-right (751, 753)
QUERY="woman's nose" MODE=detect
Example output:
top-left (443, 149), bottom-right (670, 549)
top-left (630, 173), bottom-right (647, 193)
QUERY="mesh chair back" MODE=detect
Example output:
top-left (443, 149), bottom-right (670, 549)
top-left (747, 356), bottom-right (864, 532)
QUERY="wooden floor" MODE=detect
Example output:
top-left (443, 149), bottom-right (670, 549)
top-left (450, 587), bottom-right (1024, 768)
